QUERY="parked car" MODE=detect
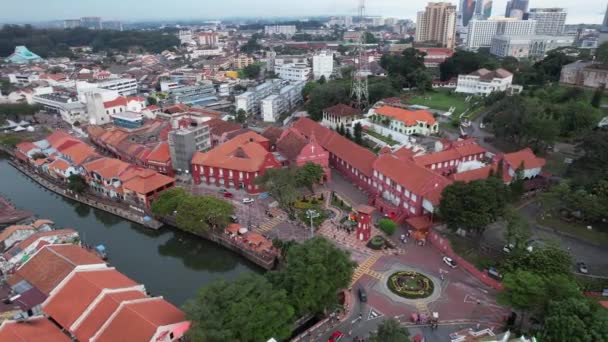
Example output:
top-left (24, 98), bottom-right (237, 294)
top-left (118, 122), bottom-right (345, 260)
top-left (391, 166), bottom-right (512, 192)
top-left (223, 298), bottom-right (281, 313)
top-left (229, 215), bottom-right (238, 223)
top-left (502, 243), bottom-right (515, 253)
top-left (223, 192), bottom-right (234, 198)
top-left (328, 331), bottom-right (344, 342)
top-left (242, 198), bottom-right (255, 204)
top-left (577, 262), bottom-right (588, 274)
top-left (443, 256), bottom-right (457, 269)
top-left (218, 188), bottom-right (228, 193)
top-left (358, 287), bottom-right (367, 302)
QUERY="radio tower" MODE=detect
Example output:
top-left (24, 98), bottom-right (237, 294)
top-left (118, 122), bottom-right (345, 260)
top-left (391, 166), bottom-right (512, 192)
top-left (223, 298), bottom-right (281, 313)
top-left (351, 0), bottom-right (369, 110)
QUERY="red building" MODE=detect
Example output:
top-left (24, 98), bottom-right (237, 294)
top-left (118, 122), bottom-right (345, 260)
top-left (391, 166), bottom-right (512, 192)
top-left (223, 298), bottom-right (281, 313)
top-left (412, 138), bottom-right (487, 176)
top-left (191, 131), bottom-right (281, 194)
top-left (355, 205), bottom-right (375, 241)
top-left (275, 128), bottom-right (331, 182)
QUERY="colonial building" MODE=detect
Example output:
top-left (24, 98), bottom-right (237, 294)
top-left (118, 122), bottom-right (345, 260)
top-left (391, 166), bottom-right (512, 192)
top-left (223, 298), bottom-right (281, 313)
top-left (321, 104), bottom-right (362, 130)
top-left (191, 131), bottom-right (282, 193)
top-left (275, 128), bottom-right (331, 182)
top-left (560, 61), bottom-right (608, 89)
top-left (412, 138), bottom-right (488, 176)
top-left (371, 105), bottom-right (439, 136)
top-left (455, 68), bottom-right (515, 96)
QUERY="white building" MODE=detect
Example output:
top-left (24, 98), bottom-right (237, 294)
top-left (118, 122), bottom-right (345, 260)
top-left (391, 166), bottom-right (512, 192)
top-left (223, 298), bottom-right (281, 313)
top-left (235, 80), bottom-right (303, 117)
top-left (189, 48), bottom-right (224, 58)
top-left (312, 51), bottom-right (334, 80)
top-left (261, 95), bottom-right (286, 122)
top-left (32, 93), bottom-right (87, 124)
top-left (8, 73), bottom-right (39, 85)
top-left (528, 8), bottom-right (567, 36)
top-left (264, 25), bottom-right (297, 37)
top-left (466, 17), bottom-right (537, 49)
top-left (279, 81), bottom-right (304, 109)
top-left (455, 68), bottom-right (514, 96)
top-left (275, 64), bottom-right (311, 81)
top-left (80, 78), bottom-right (138, 96)
top-left (490, 35), bottom-right (574, 59)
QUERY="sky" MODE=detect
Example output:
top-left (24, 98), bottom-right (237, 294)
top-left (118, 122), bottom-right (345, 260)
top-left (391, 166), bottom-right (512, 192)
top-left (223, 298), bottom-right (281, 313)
top-left (1, 0), bottom-right (605, 24)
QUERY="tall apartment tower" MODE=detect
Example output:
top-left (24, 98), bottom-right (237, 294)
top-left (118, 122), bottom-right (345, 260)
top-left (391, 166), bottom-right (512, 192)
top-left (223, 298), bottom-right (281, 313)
top-left (505, 0), bottom-right (529, 17)
top-left (474, 0), bottom-right (493, 19)
top-left (416, 2), bottom-right (458, 49)
top-left (460, 0), bottom-right (476, 27)
top-left (528, 8), bottom-right (567, 36)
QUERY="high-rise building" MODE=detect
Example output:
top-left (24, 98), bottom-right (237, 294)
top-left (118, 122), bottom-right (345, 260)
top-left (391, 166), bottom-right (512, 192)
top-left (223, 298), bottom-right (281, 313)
top-left (264, 25), bottom-right (297, 37)
top-left (416, 2), bottom-right (458, 49)
top-left (460, 0), bottom-right (476, 27)
top-left (312, 51), bottom-right (334, 80)
top-left (168, 123), bottom-right (211, 173)
top-left (64, 19), bottom-right (81, 29)
top-left (505, 0), bottom-right (529, 18)
top-left (466, 17), bottom-right (537, 49)
top-left (102, 21), bottom-right (123, 31)
top-left (528, 8), bottom-right (567, 36)
top-left (80, 17), bottom-right (102, 30)
top-left (475, 0), bottom-right (493, 19)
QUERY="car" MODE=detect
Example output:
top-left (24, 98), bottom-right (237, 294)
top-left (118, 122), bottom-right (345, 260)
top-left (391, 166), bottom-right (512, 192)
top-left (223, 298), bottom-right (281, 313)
top-left (328, 331), bottom-right (344, 342)
top-left (229, 215), bottom-right (238, 223)
top-left (443, 256), bottom-right (457, 269)
top-left (358, 287), bottom-right (367, 302)
top-left (242, 198), bottom-right (254, 204)
top-left (577, 262), bottom-right (588, 274)
top-left (218, 188), bottom-right (228, 193)
top-left (223, 192), bottom-right (234, 198)
top-left (502, 243), bottom-right (515, 253)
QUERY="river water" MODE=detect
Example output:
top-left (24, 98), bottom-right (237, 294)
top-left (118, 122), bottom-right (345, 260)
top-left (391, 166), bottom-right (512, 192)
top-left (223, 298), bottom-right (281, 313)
top-left (0, 156), bottom-right (258, 306)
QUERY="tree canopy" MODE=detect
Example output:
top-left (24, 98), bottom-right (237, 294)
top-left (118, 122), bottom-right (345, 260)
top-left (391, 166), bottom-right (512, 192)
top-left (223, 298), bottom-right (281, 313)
top-left (255, 168), bottom-right (299, 213)
top-left (239, 63), bottom-right (262, 79)
top-left (67, 174), bottom-right (87, 194)
top-left (380, 48), bottom-right (432, 90)
top-left (438, 178), bottom-right (509, 233)
top-left (295, 162), bottom-right (325, 193)
top-left (150, 187), bottom-right (189, 216)
top-left (369, 318), bottom-right (410, 342)
top-left (541, 298), bottom-right (608, 342)
top-left (184, 273), bottom-right (295, 342)
top-left (270, 237), bottom-right (355, 315)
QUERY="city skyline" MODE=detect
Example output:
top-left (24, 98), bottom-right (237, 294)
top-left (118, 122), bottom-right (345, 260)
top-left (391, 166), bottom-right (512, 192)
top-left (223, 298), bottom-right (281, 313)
top-left (0, 0), bottom-right (605, 24)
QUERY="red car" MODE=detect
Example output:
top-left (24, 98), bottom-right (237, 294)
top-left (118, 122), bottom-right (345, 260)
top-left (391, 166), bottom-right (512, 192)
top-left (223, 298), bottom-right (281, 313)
top-left (328, 331), bottom-right (344, 342)
top-left (223, 192), bottom-right (234, 198)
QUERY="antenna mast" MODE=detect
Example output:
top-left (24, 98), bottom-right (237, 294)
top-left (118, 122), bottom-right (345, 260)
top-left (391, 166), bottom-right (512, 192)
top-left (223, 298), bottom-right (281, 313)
top-left (351, 0), bottom-right (369, 110)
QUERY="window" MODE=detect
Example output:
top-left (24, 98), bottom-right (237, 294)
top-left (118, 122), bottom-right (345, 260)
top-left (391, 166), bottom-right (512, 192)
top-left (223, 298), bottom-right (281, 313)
top-left (410, 207), bottom-right (416, 214)
top-left (405, 190), bottom-right (410, 198)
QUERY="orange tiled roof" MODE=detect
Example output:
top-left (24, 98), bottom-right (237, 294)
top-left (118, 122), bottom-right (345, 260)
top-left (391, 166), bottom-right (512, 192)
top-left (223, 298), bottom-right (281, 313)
top-left (323, 103), bottom-right (361, 117)
top-left (121, 168), bottom-right (175, 194)
top-left (504, 148), bottom-right (546, 170)
top-left (451, 165), bottom-right (494, 183)
top-left (0, 317), bottom-right (71, 342)
top-left (225, 224), bottom-right (241, 234)
top-left (32, 219), bottom-right (54, 229)
top-left (56, 140), bottom-right (98, 166)
top-left (12, 229), bottom-right (78, 255)
top-left (43, 268), bottom-right (139, 329)
top-left (0, 225), bottom-right (35, 244)
top-left (72, 289), bottom-right (147, 342)
top-left (16, 141), bottom-right (37, 154)
top-left (374, 153), bottom-right (451, 199)
top-left (413, 139), bottom-right (486, 167)
top-left (48, 158), bottom-right (71, 173)
top-left (7, 244), bottom-right (105, 295)
top-left (146, 142), bottom-right (171, 163)
top-left (93, 297), bottom-right (187, 342)
top-left (46, 131), bottom-right (74, 149)
top-left (292, 118), bottom-right (376, 177)
top-left (83, 158), bottom-right (131, 181)
top-left (103, 97), bottom-right (128, 109)
top-left (375, 106), bottom-right (436, 126)
top-left (192, 131), bottom-right (272, 172)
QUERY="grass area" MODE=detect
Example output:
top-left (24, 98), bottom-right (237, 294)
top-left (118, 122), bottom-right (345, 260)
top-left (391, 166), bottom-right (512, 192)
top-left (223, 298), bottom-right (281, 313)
top-left (0, 133), bottom-right (29, 147)
top-left (446, 234), bottom-right (498, 270)
top-left (543, 152), bottom-right (571, 177)
top-left (365, 129), bottom-right (399, 146)
top-left (537, 214), bottom-right (608, 246)
top-left (406, 89), bottom-right (473, 115)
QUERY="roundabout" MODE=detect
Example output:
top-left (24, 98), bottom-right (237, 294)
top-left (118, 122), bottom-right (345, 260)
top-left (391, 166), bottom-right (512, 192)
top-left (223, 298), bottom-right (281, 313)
top-left (387, 271), bottom-right (434, 299)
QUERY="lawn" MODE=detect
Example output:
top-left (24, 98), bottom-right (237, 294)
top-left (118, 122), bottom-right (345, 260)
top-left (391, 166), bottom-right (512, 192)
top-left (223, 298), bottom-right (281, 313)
top-left (537, 214), bottom-right (608, 246)
top-left (365, 129), bottom-right (399, 146)
top-left (406, 89), bottom-right (474, 116)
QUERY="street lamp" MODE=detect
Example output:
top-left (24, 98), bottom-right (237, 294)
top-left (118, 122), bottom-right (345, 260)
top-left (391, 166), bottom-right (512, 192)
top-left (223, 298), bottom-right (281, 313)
top-left (306, 209), bottom-right (320, 239)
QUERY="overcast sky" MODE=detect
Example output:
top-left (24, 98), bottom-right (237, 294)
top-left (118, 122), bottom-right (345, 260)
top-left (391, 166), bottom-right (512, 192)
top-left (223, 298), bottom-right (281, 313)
top-left (1, 0), bottom-right (606, 24)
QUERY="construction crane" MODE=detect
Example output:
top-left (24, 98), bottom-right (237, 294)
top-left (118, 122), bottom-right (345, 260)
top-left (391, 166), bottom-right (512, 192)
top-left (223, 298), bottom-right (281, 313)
top-left (350, 0), bottom-right (369, 110)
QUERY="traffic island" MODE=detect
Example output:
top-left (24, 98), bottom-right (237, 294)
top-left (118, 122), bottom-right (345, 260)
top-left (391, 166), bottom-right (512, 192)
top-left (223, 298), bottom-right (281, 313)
top-left (387, 271), bottom-right (434, 299)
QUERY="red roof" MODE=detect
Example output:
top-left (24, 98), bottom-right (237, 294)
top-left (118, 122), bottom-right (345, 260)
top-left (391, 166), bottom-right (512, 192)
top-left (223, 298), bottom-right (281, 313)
top-left (323, 104), bottom-right (361, 117)
top-left (0, 317), bottom-right (71, 342)
top-left (0, 225), bottom-right (36, 245)
top-left (83, 157), bottom-right (131, 180)
top-left (413, 139), bottom-right (486, 167)
top-left (103, 97), bottom-right (128, 109)
top-left (146, 142), bottom-right (171, 163)
top-left (292, 118), bottom-right (375, 177)
top-left (43, 268), bottom-right (139, 329)
top-left (451, 165), bottom-right (494, 182)
top-left (503, 148), bottom-right (546, 170)
top-left (120, 167), bottom-right (175, 195)
top-left (405, 215), bottom-right (433, 231)
top-left (93, 297), bottom-right (188, 342)
top-left (72, 290), bottom-right (147, 341)
top-left (16, 142), bottom-right (37, 154)
top-left (192, 131), bottom-right (274, 172)
top-left (374, 153), bottom-right (451, 200)
top-left (375, 106), bottom-right (436, 126)
top-left (7, 244), bottom-right (106, 295)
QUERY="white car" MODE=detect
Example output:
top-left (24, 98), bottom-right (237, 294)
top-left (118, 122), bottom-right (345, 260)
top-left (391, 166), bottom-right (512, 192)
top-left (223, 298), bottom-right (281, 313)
top-left (503, 243), bottom-right (515, 253)
top-left (443, 256), bottom-right (457, 269)
top-left (242, 198), bottom-right (255, 204)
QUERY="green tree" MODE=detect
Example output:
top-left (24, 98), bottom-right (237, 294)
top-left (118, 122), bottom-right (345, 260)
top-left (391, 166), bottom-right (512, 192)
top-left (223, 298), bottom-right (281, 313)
top-left (377, 218), bottom-right (397, 236)
top-left (596, 42), bottom-right (608, 65)
top-left (184, 273), bottom-right (295, 342)
top-left (568, 130), bottom-right (608, 186)
top-left (270, 237), bottom-right (355, 315)
top-left (353, 122), bottom-right (363, 145)
top-left (147, 96), bottom-right (158, 106)
top-left (150, 187), bottom-right (188, 216)
top-left (235, 109), bottom-right (247, 123)
top-left (67, 174), bottom-right (87, 194)
top-left (503, 207), bottom-right (531, 249)
top-left (302, 81), bottom-right (319, 99)
top-left (438, 178), bottom-right (509, 234)
top-left (318, 75), bottom-right (327, 84)
top-left (240, 63), bottom-right (261, 79)
top-left (175, 195), bottom-right (234, 234)
top-left (591, 84), bottom-right (604, 108)
top-left (541, 298), bottom-right (608, 342)
top-left (369, 318), bottom-right (410, 342)
top-left (503, 242), bottom-right (573, 277)
top-left (498, 270), bottom-right (546, 327)
top-left (255, 168), bottom-right (299, 213)
top-left (363, 31), bottom-right (379, 44)
top-left (295, 162), bottom-right (325, 193)
top-left (304, 80), bottom-right (350, 121)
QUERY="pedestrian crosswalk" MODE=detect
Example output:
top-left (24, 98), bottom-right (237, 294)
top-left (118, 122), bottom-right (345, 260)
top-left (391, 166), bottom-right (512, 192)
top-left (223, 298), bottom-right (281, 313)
top-left (415, 301), bottom-right (431, 316)
top-left (254, 210), bottom-right (286, 234)
top-left (351, 253), bottom-right (382, 286)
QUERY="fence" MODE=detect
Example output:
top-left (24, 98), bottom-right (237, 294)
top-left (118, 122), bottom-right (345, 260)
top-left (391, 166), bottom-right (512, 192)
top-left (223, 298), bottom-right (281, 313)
top-left (427, 231), bottom-right (504, 291)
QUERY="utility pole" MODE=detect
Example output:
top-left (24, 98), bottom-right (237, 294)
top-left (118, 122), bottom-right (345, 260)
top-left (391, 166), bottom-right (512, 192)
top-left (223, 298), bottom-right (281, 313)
top-left (306, 209), bottom-right (320, 239)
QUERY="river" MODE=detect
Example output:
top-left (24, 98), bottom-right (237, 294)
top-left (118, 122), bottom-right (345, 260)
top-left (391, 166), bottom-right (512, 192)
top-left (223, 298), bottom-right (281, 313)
top-left (0, 156), bottom-right (259, 306)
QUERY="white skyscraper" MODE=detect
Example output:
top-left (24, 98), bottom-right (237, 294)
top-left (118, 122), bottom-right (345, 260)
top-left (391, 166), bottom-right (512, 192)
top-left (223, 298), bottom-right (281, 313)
top-left (466, 17), bottom-right (537, 49)
top-left (528, 8), bottom-right (567, 36)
